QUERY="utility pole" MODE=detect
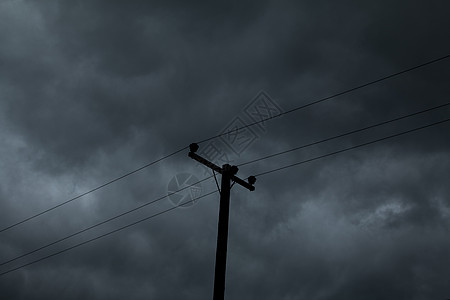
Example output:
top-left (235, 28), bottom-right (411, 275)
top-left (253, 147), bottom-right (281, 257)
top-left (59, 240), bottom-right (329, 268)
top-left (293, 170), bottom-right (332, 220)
top-left (188, 143), bottom-right (256, 300)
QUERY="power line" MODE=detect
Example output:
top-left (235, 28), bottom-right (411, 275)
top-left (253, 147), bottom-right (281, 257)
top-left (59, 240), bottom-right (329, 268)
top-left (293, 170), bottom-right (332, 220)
top-left (0, 147), bottom-right (187, 234)
top-left (6, 101), bottom-right (448, 267)
top-left (0, 190), bottom-right (219, 277)
top-left (1, 117), bottom-right (448, 276)
top-left (195, 54), bottom-right (450, 145)
top-left (238, 101), bottom-right (450, 167)
top-left (0, 175), bottom-right (213, 267)
top-left (1, 54), bottom-right (448, 234)
top-left (254, 118), bottom-right (450, 177)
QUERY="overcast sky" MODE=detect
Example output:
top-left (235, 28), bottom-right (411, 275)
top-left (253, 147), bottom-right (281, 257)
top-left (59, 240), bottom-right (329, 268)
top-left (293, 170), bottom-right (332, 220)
top-left (0, 1), bottom-right (449, 299)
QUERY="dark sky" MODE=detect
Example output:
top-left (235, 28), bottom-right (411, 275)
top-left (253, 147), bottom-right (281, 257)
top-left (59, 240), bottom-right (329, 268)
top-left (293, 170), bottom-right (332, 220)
top-left (0, 1), bottom-right (449, 299)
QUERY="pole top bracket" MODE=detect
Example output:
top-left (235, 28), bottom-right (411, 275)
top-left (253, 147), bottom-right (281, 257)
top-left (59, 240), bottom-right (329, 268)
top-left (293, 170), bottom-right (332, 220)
top-left (188, 143), bottom-right (256, 191)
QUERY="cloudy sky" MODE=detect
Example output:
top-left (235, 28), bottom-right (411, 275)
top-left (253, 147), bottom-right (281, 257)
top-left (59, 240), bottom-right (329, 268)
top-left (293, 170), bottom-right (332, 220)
top-left (0, 0), bottom-right (449, 299)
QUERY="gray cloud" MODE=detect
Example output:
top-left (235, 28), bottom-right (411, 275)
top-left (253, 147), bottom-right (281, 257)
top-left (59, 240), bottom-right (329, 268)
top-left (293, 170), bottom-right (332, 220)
top-left (0, 0), bottom-right (449, 299)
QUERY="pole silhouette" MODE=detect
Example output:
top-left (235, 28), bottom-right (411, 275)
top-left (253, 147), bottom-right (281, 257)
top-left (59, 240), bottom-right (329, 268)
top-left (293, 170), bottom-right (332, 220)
top-left (188, 143), bottom-right (255, 300)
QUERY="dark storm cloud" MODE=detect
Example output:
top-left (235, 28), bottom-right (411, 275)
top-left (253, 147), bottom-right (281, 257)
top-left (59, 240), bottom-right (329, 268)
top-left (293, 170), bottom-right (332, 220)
top-left (1, 0), bottom-right (275, 173)
top-left (1, 0), bottom-right (449, 299)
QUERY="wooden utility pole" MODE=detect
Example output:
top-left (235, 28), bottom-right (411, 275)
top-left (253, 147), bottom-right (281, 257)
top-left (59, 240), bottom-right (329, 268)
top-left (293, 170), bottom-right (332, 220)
top-left (188, 143), bottom-right (256, 300)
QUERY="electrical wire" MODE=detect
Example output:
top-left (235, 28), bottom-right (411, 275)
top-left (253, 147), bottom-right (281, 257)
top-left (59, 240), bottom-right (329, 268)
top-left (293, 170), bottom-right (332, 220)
top-left (0, 147), bottom-right (188, 234)
top-left (1, 54), bottom-right (448, 234)
top-left (0, 175), bottom-right (213, 267)
top-left (254, 118), bottom-right (450, 177)
top-left (2, 101), bottom-right (449, 267)
top-left (1, 116), bottom-right (448, 276)
top-left (238, 101), bottom-right (450, 167)
top-left (0, 190), bottom-right (219, 277)
top-left (195, 54), bottom-right (450, 145)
